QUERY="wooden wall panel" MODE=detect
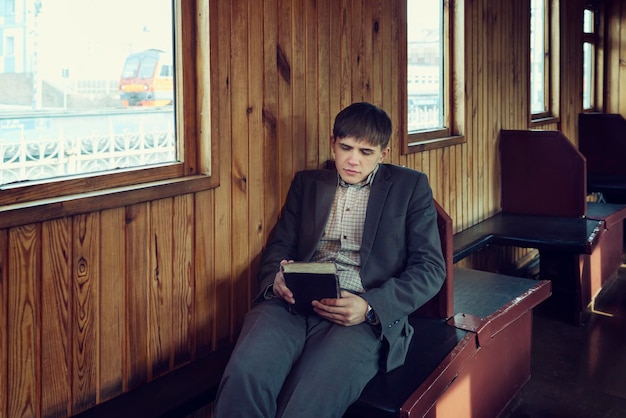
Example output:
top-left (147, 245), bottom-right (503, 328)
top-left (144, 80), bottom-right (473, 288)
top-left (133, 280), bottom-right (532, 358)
top-left (41, 219), bottom-right (71, 417)
top-left (3, 1), bottom-right (626, 416)
top-left (149, 198), bottom-right (174, 379)
top-left (0, 230), bottom-right (7, 418)
top-left (606, 0), bottom-right (626, 115)
top-left (71, 214), bottom-right (99, 413)
top-left (212, 0), bottom-right (234, 347)
top-left (230, 0), bottom-right (252, 333)
top-left (247, 0), bottom-right (265, 323)
top-left (172, 195), bottom-right (195, 366)
top-left (124, 204), bottom-right (150, 392)
top-left (194, 190), bottom-right (217, 356)
top-left (8, 225), bottom-right (39, 417)
top-left (98, 208), bottom-right (125, 402)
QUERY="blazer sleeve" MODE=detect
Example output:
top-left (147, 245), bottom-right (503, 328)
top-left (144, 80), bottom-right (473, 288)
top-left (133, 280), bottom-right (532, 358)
top-left (361, 170), bottom-right (446, 345)
top-left (255, 172), bottom-right (306, 297)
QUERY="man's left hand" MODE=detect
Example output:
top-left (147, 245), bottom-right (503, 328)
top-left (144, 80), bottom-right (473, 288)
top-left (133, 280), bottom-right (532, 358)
top-left (312, 291), bottom-right (369, 326)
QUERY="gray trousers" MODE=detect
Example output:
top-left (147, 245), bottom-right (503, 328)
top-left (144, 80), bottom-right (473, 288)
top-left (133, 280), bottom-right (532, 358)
top-left (214, 298), bottom-right (382, 418)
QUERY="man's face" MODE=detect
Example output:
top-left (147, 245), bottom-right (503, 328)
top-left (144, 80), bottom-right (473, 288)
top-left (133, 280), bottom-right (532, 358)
top-left (332, 136), bottom-right (389, 184)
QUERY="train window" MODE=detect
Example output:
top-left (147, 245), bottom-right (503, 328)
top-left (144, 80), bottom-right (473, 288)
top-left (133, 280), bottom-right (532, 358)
top-left (402, 0), bottom-right (465, 154)
top-left (0, 1), bottom-right (214, 219)
top-left (530, 0), bottom-right (559, 123)
top-left (583, 6), bottom-right (600, 111)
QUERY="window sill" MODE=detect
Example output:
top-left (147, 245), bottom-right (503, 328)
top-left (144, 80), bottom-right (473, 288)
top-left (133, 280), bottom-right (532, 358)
top-left (0, 174), bottom-right (219, 229)
top-left (405, 134), bottom-right (465, 153)
top-left (530, 115), bottom-right (560, 128)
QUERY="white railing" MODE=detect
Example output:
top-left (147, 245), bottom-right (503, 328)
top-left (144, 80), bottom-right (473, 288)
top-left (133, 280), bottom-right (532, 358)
top-left (0, 124), bottom-right (176, 186)
top-left (408, 104), bottom-right (442, 132)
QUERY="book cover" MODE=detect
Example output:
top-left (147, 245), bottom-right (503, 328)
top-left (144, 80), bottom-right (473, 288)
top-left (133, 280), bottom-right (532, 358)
top-left (281, 262), bottom-right (340, 315)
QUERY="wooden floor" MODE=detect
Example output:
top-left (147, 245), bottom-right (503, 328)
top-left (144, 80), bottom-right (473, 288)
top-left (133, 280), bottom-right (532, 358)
top-left (502, 258), bottom-right (626, 418)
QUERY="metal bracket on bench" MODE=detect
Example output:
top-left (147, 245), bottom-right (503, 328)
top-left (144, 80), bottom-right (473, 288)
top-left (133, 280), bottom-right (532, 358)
top-left (447, 313), bottom-right (483, 333)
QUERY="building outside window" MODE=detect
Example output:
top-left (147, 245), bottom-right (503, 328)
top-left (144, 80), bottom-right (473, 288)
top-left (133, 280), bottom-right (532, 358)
top-left (530, 0), bottom-right (560, 124)
top-left (530, 0), bottom-right (548, 116)
top-left (405, 0), bottom-right (464, 152)
top-left (406, 0), bottom-right (444, 134)
top-left (583, 7), bottom-right (596, 110)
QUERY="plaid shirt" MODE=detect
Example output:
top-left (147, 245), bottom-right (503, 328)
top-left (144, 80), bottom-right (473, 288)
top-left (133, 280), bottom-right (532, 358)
top-left (311, 166), bottom-right (379, 293)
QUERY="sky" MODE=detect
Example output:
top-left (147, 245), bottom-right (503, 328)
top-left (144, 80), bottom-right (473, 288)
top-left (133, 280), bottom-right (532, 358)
top-left (35, 0), bottom-right (172, 80)
top-left (407, 0), bottom-right (441, 41)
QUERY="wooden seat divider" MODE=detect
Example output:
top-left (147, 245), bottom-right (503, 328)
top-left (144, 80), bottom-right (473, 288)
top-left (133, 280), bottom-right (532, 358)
top-left (579, 112), bottom-right (626, 203)
top-left (451, 130), bottom-right (625, 326)
top-left (501, 129), bottom-right (626, 324)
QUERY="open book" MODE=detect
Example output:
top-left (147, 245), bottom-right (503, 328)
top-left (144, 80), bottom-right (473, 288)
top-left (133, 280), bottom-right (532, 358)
top-left (281, 262), bottom-right (340, 315)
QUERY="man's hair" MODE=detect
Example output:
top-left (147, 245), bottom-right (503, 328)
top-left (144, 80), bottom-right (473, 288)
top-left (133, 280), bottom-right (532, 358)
top-left (332, 102), bottom-right (392, 148)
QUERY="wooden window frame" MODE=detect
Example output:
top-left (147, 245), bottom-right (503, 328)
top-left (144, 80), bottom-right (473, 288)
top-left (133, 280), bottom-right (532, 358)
top-left (401, 0), bottom-right (465, 154)
top-left (530, 0), bottom-right (560, 127)
top-left (0, 0), bottom-right (218, 229)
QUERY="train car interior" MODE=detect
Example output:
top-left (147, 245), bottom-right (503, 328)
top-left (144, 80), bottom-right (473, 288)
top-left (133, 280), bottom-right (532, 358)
top-left (1, 0), bottom-right (625, 417)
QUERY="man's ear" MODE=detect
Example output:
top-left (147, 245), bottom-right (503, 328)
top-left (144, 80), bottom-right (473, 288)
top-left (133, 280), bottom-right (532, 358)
top-left (380, 146), bottom-right (390, 161)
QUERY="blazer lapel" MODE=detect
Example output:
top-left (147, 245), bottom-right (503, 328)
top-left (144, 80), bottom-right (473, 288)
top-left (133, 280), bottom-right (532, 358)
top-left (360, 165), bottom-right (392, 270)
top-left (301, 170), bottom-right (337, 260)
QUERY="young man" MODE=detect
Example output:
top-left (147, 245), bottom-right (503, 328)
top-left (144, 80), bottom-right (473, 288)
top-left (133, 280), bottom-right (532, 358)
top-left (215, 102), bottom-right (446, 418)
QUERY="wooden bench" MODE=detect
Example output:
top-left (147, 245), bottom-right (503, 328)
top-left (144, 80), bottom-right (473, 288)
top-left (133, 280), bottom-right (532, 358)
top-left (579, 112), bottom-right (626, 203)
top-left (74, 200), bottom-right (551, 418)
top-left (452, 211), bottom-right (602, 325)
top-left (344, 202), bottom-right (551, 418)
top-left (72, 345), bottom-right (233, 418)
top-left (453, 129), bottom-right (626, 325)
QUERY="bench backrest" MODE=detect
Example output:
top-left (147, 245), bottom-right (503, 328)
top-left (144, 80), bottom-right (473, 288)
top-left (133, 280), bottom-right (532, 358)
top-left (579, 112), bottom-right (626, 175)
top-left (500, 130), bottom-right (586, 218)
top-left (414, 199), bottom-right (454, 319)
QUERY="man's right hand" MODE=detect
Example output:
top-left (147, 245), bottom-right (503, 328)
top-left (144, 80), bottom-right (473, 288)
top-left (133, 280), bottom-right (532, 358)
top-left (272, 260), bottom-right (295, 305)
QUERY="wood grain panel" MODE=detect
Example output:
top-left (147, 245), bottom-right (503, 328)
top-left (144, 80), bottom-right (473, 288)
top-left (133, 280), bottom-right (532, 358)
top-left (194, 190), bottom-right (216, 355)
top-left (390, 0), bottom-right (403, 167)
top-left (149, 198), bottom-right (174, 379)
top-left (262, 0), bottom-right (281, 251)
top-left (329, 0), bottom-right (343, 143)
top-left (8, 225), bottom-right (39, 418)
top-left (125, 204), bottom-right (150, 391)
top-left (0, 230), bottom-right (8, 418)
top-left (292, 0), bottom-right (307, 170)
top-left (381, 0), bottom-right (393, 161)
top-left (316, 0), bottom-right (336, 165)
top-left (230, 0), bottom-right (251, 332)
top-left (212, 0), bottom-right (233, 347)
top-left (173, 195), bottom-right (195, 366)
top-left (98, 208), bottom-right (125, 402)
top-left (305, 0), bottom-right (320, 167)
top-left (351, 0), bottom-right (365, 101)
top-left (618, 0), bottom-right (625, 115)
top-left (247, 0), bottom-right (265, 314)
top-left (339, 0), bottom-right (352, 108)
top-left (40, 218), bottom-right (71, 417)
top-left (71, 213), bottom-right (99, 413)
top-left (278, 0), bottom-right (295, 199)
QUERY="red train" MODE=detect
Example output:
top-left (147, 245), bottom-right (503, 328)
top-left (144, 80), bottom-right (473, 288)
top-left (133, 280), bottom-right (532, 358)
top-left (118, 49), bottom-right (173, 107)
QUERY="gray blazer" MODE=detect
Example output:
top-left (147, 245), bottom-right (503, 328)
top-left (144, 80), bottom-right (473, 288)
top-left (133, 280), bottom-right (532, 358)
top-left (257, 163), bottom-right (446, 372)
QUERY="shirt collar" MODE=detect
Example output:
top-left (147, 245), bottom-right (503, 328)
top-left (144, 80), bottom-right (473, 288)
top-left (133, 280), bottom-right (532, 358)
top-left (338, 164), bottom-right (379, 189)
